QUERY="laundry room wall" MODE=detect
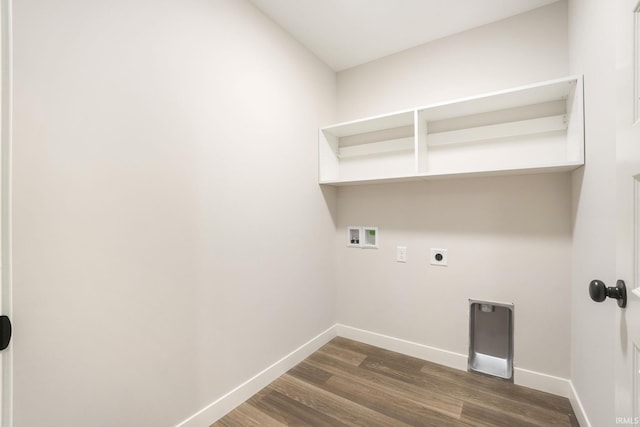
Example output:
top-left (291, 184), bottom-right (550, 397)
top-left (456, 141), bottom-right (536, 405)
top-left (334, 1), bottom-right (573, 383)
top-left (12, 0), bottom-right (337, 425)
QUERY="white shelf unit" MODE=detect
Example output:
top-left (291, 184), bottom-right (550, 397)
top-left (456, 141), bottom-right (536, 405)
top-left (319, 76), bottom-right (584, 185)
top-left (319, 110), bottom-right (416, 183)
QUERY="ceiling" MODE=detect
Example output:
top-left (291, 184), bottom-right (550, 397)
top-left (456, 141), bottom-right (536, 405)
top-left (249, 0), bottom-right (560, 71)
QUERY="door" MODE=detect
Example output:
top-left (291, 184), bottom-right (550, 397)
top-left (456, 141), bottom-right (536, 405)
top-left (615, 0), bottom-right (640, 423)
top-left (0, 0), bottom-right (10, 425)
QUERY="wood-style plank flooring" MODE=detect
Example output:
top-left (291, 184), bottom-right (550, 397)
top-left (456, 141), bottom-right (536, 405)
top-left (213, 337), bottom-right (579, 426)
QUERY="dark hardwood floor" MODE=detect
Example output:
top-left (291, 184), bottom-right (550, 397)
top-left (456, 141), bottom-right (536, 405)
top-left (213, 337), bottom-right (579, 426)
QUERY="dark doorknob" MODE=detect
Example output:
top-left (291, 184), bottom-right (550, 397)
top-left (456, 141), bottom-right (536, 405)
top-left (0, 315), bottom-right (11, 351)
top-left (589, 279), bottom-right (627, 308)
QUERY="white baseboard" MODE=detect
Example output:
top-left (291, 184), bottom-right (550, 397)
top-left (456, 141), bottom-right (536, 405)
top-left (176, 323), bottom-right (575, 426)
top-left (335, 324), bottom-right (468, 371)
top-left (513, 367), bottom-right (570, 397)
top-left (175, 325), bottom-right (337, 427)
top-left (336, 324), bottom-right (570, 398)
top-left (569, 381), bottom-right (591, 427)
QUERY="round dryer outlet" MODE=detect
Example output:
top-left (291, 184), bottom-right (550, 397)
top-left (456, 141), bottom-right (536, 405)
top-left (430, 248), bottom-right (448, 266)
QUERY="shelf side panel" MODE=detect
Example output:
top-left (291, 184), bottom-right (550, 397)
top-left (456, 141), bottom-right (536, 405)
top-left (417, 110), bottom-right (429, 174)
top-left (566, 78), bottom-right (585, 164)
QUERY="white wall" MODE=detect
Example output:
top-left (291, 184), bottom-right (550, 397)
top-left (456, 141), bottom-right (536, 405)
top-left (12, 0), bottom-right (336, 425)
top-left (337, 1), bottom-right (568, 122)
top-left (336, 175), bottom-right (573, 377)
top-left (335, 2), bottom-right (573, 380)
top-left (568, 0), bottom-right (616, 425)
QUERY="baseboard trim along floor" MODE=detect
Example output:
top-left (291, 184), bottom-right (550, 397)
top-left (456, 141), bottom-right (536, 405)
top-left (175, 325), bottom-right (338, 427)
top-left (336, 324), bottom-right (572, 398)
top-left (569, 380), bottom-right (592, 427)
top-left (176, 323), bottom-right (589, 427)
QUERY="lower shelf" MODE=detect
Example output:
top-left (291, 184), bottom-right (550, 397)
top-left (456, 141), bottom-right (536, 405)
top-left (319, 162), bottom-right (584, 186)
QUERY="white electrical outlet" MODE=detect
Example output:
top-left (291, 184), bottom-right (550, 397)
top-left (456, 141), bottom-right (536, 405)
top-left (431, 248), bottom-right (448, 266)
top-left (397, 246), bottom-right (407, 263)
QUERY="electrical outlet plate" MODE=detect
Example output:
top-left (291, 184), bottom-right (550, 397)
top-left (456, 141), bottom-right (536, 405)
top-left (397, 246), bottom-right (407, 263)
top-left (431, 248), bottom-right (448, 266)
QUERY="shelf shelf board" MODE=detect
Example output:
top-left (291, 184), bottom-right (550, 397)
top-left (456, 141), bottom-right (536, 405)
top-left (319, 174), bottom-right (423, 186)
top-left (322, 110), bottom-right (414, 138)
top-left (418, 76), bottom-right (578, 122)
top-left (427, 115), bottom-right (567, 147)
top-left (319, 162), bottom-right (584, 186)
top-left (338, 137), bottom-right (414, 158)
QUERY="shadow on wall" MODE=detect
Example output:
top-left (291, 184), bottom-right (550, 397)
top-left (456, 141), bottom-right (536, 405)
top-left (320, 184), bottom-right (339, 227)
top-left (334, 172), bottom-right (573, 238)
top-left (571, 166), bottom-right (584, 233)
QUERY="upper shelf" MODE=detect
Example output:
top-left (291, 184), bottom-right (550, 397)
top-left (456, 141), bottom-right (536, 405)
top-left (319, 76), bottom-right (584, 186)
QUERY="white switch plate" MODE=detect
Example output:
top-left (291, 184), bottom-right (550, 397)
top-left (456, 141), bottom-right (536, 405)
top-left (431, 248), bottom-right (448, 266)
top-left (397, 246), bottom-right (407, 263)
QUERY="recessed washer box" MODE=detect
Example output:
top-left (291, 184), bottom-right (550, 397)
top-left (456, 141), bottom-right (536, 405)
top-left (347, 226), bottom-right (361, 247)
top-left (362, 227), bottom-right (378, 249)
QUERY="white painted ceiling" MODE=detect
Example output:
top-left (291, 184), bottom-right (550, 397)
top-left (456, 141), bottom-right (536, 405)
top-left (249, 0), bottom-right (560, 71)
